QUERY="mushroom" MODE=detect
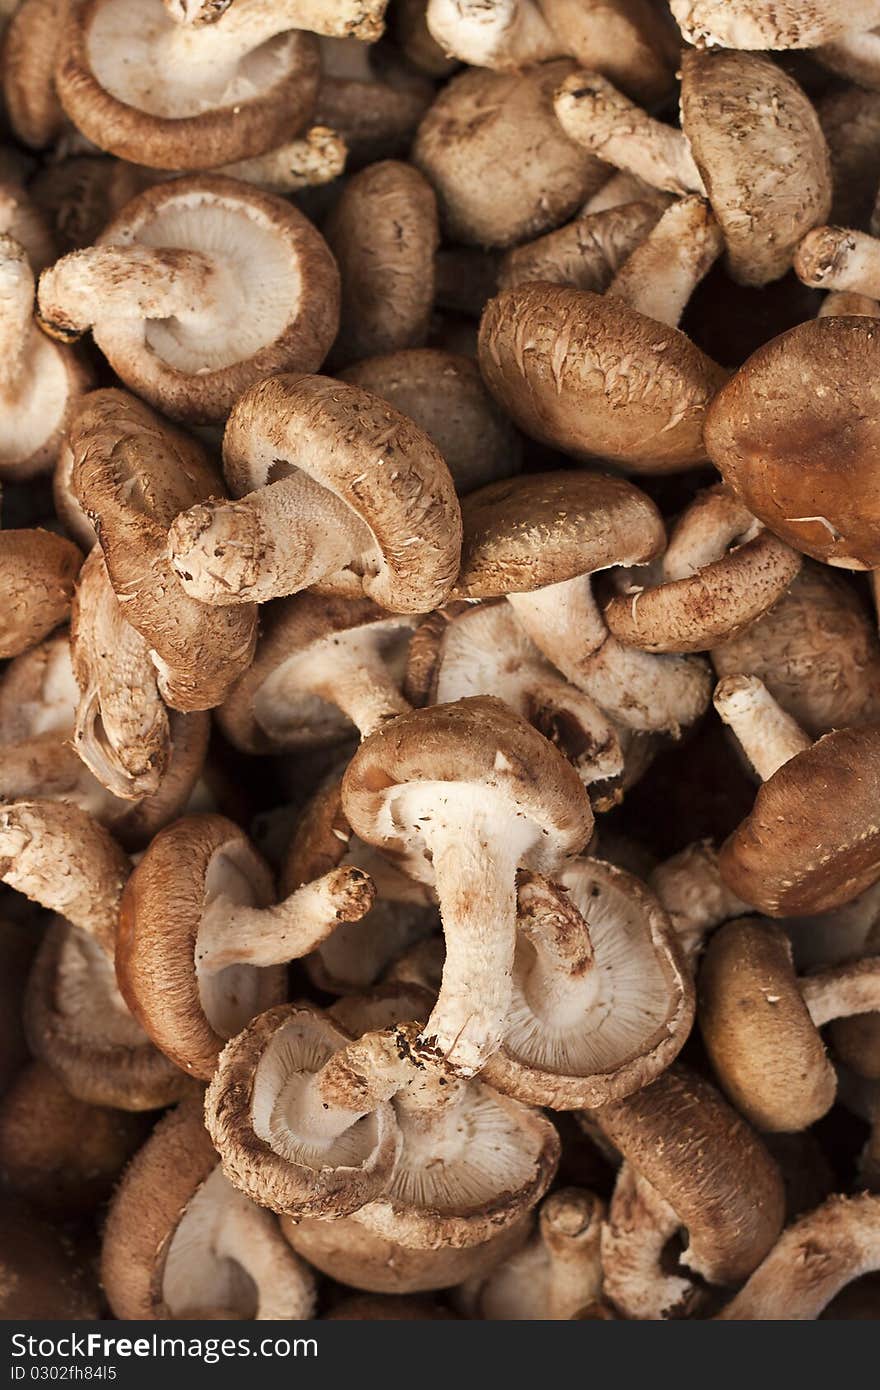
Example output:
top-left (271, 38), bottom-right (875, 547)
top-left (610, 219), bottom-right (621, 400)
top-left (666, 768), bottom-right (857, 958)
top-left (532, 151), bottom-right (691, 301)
top-left (37, 176), bottom-right (340, 424)
top-left (69, 388), bottom-right (257, 712)
top-left (217, 592), bottom-right (417, 753)
top-left (498, 196), bottom-right (668, 294)
top-left (604, 484), bottom-right (802, 654)
top-left (0, 528), bottom-right (81, 658)
top-left (668, 1), bottom-right (880, 50)
top-left (555, 51), bottom-right (831, 286)
top-left (453, 472), bottom-right (712, 736)
top-left (648, 839), bottom-right (748, 967)
top-left (713, 674), bottom-right (880, 916)
top-left (339, 348), bottom-right (522, 495)
top-left (704, 316), bottom-right (880, 569)
top-left (455, 1187), bottom-right (605, 1320)
top-left (393, 0), bottom-right (459, 77)
top-left (478, 284), bottom-right (727, 473)
top-left (323, 160), bottom-right (439, 367)
top-left (117, 812), bottom-right (374, 1078)
top-left (0, 1197), bottom-right (99, 1319)
top-left (341, 695), bottom-right (593, 1073)
top-left (605, 194), bottom-right (724, 328)
top-left (167, 372), bottom-right (462, 612)
top-left (2, 0), bottom-right (66, 149)
top-left (795, 223), bottom-right (880, 303)
top-left (699, 917), bottom-right (880, 1132)
top-left (595, 1065), bottom-right (786, 1319)
top-left (214, 124), bottom-right (347, 194)
top-left (412, 61), bottom-right (609, 249)
top-left (102, 1098), bottom-right (317, 1320)
top-left (717, 1195), bottom-right (880, 1320)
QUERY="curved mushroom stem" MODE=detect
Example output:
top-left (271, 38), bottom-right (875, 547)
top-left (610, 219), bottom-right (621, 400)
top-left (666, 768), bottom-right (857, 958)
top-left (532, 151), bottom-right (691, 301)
top-left (717, 1194), bottom-right (880, 1321)
top-left (608, 196), bottom-right (723, 328)
top-left (539, 1188), bottom-right (606, 1320)
top-left (649, 841), bottom-right (747, 966)
top-left (0, 236), bottom-right (34, 395)
top-left (212, 1190), bottom-right (315, 1320)
top-left (554, 71), bottom-right (704, 197)
top-left (602, 1163), bottom-right (704, 1321)
top-left (500, 199), bottom-right (667, 294)
top-left (37, 245), bottom-right (238, 343)
top-left (713, 675), bottom-right (812, 782)
top-left (515, 872), bottom-right (598, 1025)
top-left (799, 958), bottom-right (880, 1029)
top-left (217, 127), bottom-right (347, 193)
top-left (269, 626), bottom-right (413, 740)
top-left (426, 0), bottom-right (558, 68)
top-left (662, 487), bottom-right (759, 582)
top-left (195, 866), bottom-right (376, 972)
top-left (167, 0), bottom-right (388, 61)
top-left (794, 225), bottom-right (880, 298)
top-left (168, 474), bottom-right (372, 607)
top-left (818, 290), bottom-right (880, 316)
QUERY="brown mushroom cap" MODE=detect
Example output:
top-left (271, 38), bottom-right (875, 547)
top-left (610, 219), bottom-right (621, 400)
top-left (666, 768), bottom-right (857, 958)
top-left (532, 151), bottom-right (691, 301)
top-left (0, 1197), bottom-right (100, 1319)
top-left (478, 284), bottom-right (728, 474)
top-left (699, 918), bottom-right (836, 1132)
top-left (594, 1064), bottom-right (786, 1286)
top-left (117, 813), bottom-right (287, 1079)
top-left (412, 61), bottom-right (609, 248)
top-left (453, 470), bottom-right (665, 598)
top-left (69, 388), bottom-right (257, 711)
top-left (324, 160), bottom-right (439, 368)
top-left (705, 316), bottom-right (880, 569)
top-left (56, 0), bottom-right (321, 171)
top-left (1, 0), bottom-right (66, 149)
top-left (0, 529), bottom-right (81, 659)
top-left (719, 724), bottom-right (880, 916)
top-left (339, 348), bottom-right (522, 495)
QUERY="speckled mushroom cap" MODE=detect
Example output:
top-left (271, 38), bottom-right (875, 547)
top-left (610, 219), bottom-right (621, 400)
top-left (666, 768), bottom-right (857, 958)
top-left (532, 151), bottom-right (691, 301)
top-left (705, 317), bottom-right (880, 569)
top-left (719, 724), bottom-right (880, 916)
top-left (478, 285), bottom-right (728, 474)
top-left (216, 590), bottom-right (416, 754)
top-left (55, 0), bottom-right (321, 170)
top-left (102, 1097), bottom-right (316, 1320)
top-left (0, 529), bottom-right (82, 658)
top-left (205, 1002), bottom-right (402, 1218)
top-left (47, 176), bottom-right (340, 424)
top-left (218, 371), bottom-right (462, 612)
top-left (669, 0), bottom-right (880, 50)
top-left (680, 50), bottom-right (831, 287)
top-left (24, 917), bottom-right (191, 1111)
top-left (69, 388), bottom-right (257, 711)
top-left (412, 61), bottom-right (609, 248)
top-left (453, 471), bottom-right (665, 598)
top-left (339, 348), bottom-right (522, 495)
top-left (593, 1064), bottom-right (786, 1287)
top-left (117, 813), bottom-right (287, 1080)
top-left (0, 1197), bottom-right (100, 1319)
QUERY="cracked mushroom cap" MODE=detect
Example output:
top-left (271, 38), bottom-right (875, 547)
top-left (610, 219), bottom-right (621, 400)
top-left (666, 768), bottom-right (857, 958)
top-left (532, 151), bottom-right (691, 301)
top-left (24, 917), bottom-right (191, 1110)
top-left (594, 1064), bottom-right (786, 1288)
top-left (117, 814), bottom-right (288, 1080)
top-left (102, 1098), bottom-right (316, 1320)
top-left (0, 529), bottom-right (81, 658)
top-left (705, 316), bottom-right (880, 569)
top-left (0, 1197), bottom-right (100, 1319)
top-left (453, 471), bottom-right (665, 599)
top-left (216, 591), bottom-right (416, 754)
top-left (339, 349), bottom-right (521, 496)
top-left (718, 724), bottom-right (880, 916)
top-left (55, 0), bottom-right (321, 170)
top-left (41, 176), bottom-right (340, 424)
top-left (478, 285), bottom-right (728, 474)
top-left (412, 61), bottom-right (609, 248)
top-left (69, 388), bottom-right (257, 712)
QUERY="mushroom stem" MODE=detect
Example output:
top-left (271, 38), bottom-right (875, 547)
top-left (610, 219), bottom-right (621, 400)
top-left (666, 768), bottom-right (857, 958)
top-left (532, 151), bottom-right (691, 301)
top-left (426, 0), bottom-right (558, 68)
top-left (168, 474), bottom-right (371, 607)
top-left (662, 487), bottom-right (759, 582)
top-left (602, 1163), bottom-right (703, 1321)
top-left (540, 1189), bottom-right (605, 1320)
top-left (554, 71), bottom-right (704, 197)
top-left (799, 958), bottom-right (880, 1029)
top-left (608, 196), bottom-right (723, 328)
top-left (713, 675), bottom-right (812, 782)
top-left (212, 1193), bottom-right (315, 1320)
top-left (0, 236), bottom-right (34, 395)
top-left (649, 841), bottom-right (747, 966)
top-left (217, 127), bottom-right (347, 193)
top-left (167, 0), bottom-right (388, 64)
top-left (794, 225), bottom-right (880, 298)
top-left (280, 634), bottom-right (412, 739)
top-left (818, 290), bottom-right (880, 316)
top-left (37, 246), bottom-right (237, 342)
top-left (515, 872), bottom-right (598, 1024)
top-left (195, 866), bottom-right (376, 972)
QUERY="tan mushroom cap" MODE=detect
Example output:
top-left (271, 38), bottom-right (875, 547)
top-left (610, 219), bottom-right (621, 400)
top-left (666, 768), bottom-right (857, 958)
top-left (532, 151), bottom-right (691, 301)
top-left (324, 161), bottom-right (439, 368)
top-left (117, 814), bottom-right (287, 1079)
top-left (699, 919), bottom-right (836, 1132)
top-left (412, 61), bottom-right (609, 248)
top-left (339, 349), bottom-right (521, 496)
top-left (69, 388), bottom-right (257, 712)
top-left (0, 1197), bottom-right (100, 1319)
top-left (705, 317), bottom-right (880, 569)
top-left (594, 1064), bottom-right (786, 1286)
top-left (680, 50), bottom-right (831, 288)
top-left (0, 529), bottom-right (81, 658)
top-left (56, 0), bottom-right (321, 171)
top-left (719, 724), bottom-right (880, 916)
top-left (205, 1002), bottom-right (401, 1218)
top-left (1, 0), bottom-right (66, 149)
top-left (453, 471), bottom-right (665, 599)
top-left (669, 0), bottom-right (880, 50)
top-left (478, 285), bottom-right (728, 474)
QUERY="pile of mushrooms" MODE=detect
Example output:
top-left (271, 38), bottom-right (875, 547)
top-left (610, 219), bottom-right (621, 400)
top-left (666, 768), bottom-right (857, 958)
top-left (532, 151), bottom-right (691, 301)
top-left (3, 0), bottom-right (880, 1326)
